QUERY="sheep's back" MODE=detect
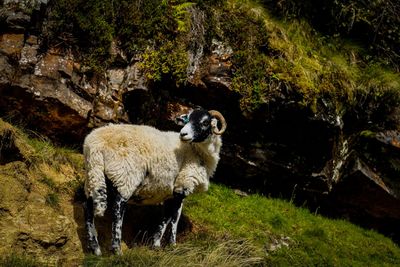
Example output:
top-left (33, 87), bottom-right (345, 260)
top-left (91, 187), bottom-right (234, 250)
top-left (84, 124), bottom-right (181, 202)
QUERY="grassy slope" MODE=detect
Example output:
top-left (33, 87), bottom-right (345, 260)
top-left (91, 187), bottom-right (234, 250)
top-left (0, 125), bottom-right (399, 266)
top-left (82, 184), bottom-right (400, 267)
top-left (186, 184), bottom-right (400, 266)
top-left (2, 123), bottom-right (397, 266)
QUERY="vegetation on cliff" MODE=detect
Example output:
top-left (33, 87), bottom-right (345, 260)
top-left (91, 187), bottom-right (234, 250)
top-left (212, 0), bottom-right (400, 132)
top-left (45, 0), bottom-right (400, 131)
top-left (261, 0), bottom-right (400, 70)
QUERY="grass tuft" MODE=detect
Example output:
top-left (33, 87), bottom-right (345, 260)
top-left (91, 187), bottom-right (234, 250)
top-left (0, 254), bottom-right (44, 267)
top-left (39, 176), bottom-right (57, 190)
top-left (45, 192), bottom-right (60, 208)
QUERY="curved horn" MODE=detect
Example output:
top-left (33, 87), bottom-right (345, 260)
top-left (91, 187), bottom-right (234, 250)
top-left (208, 110), bottom-right (227, 135)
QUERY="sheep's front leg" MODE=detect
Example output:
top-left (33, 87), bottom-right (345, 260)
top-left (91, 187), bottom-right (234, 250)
top-left (167, 192), bottom-right (184, 245)
top-left (152, 192), bottom-right (185, 247)
top-left (111, 192), bottom-right (127, 255)
top-left (84, 197), bottom-right (102, 256)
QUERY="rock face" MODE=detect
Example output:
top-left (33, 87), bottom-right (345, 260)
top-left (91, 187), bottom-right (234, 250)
top-left (0, 1), bottom-right (150, 142)
top-left (0, 0), bottom-right (399, 249)
top-left (0, 30), bottom-right (149, 142)
top-left (0, 119), bottom-right (84, 266)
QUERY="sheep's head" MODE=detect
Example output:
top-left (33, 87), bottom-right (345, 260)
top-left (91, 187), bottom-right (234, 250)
top-left (176, 109), bottom-right (227, 143)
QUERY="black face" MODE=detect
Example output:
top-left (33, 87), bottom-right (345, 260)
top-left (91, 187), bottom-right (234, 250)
top-left (178, 109), bottom-right (213, 143)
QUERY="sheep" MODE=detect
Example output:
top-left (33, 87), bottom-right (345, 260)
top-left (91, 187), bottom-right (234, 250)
top-left (83, 108), bottom-right (227, 255)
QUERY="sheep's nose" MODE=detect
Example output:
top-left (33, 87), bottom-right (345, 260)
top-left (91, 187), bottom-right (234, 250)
top-left (180, 132), bottom-right (188, 137)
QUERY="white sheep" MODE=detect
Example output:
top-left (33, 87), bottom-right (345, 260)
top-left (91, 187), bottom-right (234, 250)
top-left (83, 109), bottom-right (227, 255)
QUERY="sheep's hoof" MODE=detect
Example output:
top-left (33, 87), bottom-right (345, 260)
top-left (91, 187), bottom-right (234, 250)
top-left (151, 241), bottom-right (162, 250)
top-left (111, 246), bottom-right (122, 256)
top-left (88, 243), bottom-right (102, 256)
top-left (91, 246), bottom-right (102, 256)
top-left (168, 241), bottom-right (177, 247)
top-left (88, 246), bottom-right (102, 256)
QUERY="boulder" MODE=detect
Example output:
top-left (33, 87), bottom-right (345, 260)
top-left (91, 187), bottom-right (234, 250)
top-left (0, 119), bottom-right (84, 265)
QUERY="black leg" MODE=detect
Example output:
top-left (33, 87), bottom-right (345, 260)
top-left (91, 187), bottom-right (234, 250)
top-left (152, 192), bottom-right (185, 247)
top-left (168, 193), bottom-right (184, 245)
top-left (111, 192), bottom-right (127, 255)
top-left (84, 197), bottom-right (102, 256)
top-left (152, 214), bottom-right (171, 248)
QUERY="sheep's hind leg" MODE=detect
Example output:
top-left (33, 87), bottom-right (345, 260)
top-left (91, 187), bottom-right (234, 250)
top-left (152, 192), bottom-right (185, 247)
top-left (84, 197), bottom-right (102, 256)
top-left (111, 191), bottom-right (127, 255)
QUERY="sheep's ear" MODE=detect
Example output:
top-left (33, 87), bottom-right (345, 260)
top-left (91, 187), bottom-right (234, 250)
top-left (211, 118), bottom-right (218, 128)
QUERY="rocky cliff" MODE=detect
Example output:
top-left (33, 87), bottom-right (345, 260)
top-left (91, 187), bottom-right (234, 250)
top-left (1, 0), bottom-right (399, 249)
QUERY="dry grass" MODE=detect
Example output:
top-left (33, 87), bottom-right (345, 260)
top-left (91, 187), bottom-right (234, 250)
top-left (84, 239), bottom-right (263, 267)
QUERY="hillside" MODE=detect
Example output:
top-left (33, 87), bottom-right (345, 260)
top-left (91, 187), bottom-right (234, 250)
top-left (0, 119), bottom-right (399, 266)
top-left (1, 0), bottom-right (400, 265)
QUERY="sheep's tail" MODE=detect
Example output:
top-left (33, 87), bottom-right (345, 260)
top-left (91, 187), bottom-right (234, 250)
top-left (84, 145), bottom-right (108, 217)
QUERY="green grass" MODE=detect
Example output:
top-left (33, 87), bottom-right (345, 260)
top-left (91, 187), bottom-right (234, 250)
top-left (86, 184), bottom-right (400, 266)
top-left (24, 134), bottom-right (83, 169)
top-left (185, 184), bottom-right (400, 266)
